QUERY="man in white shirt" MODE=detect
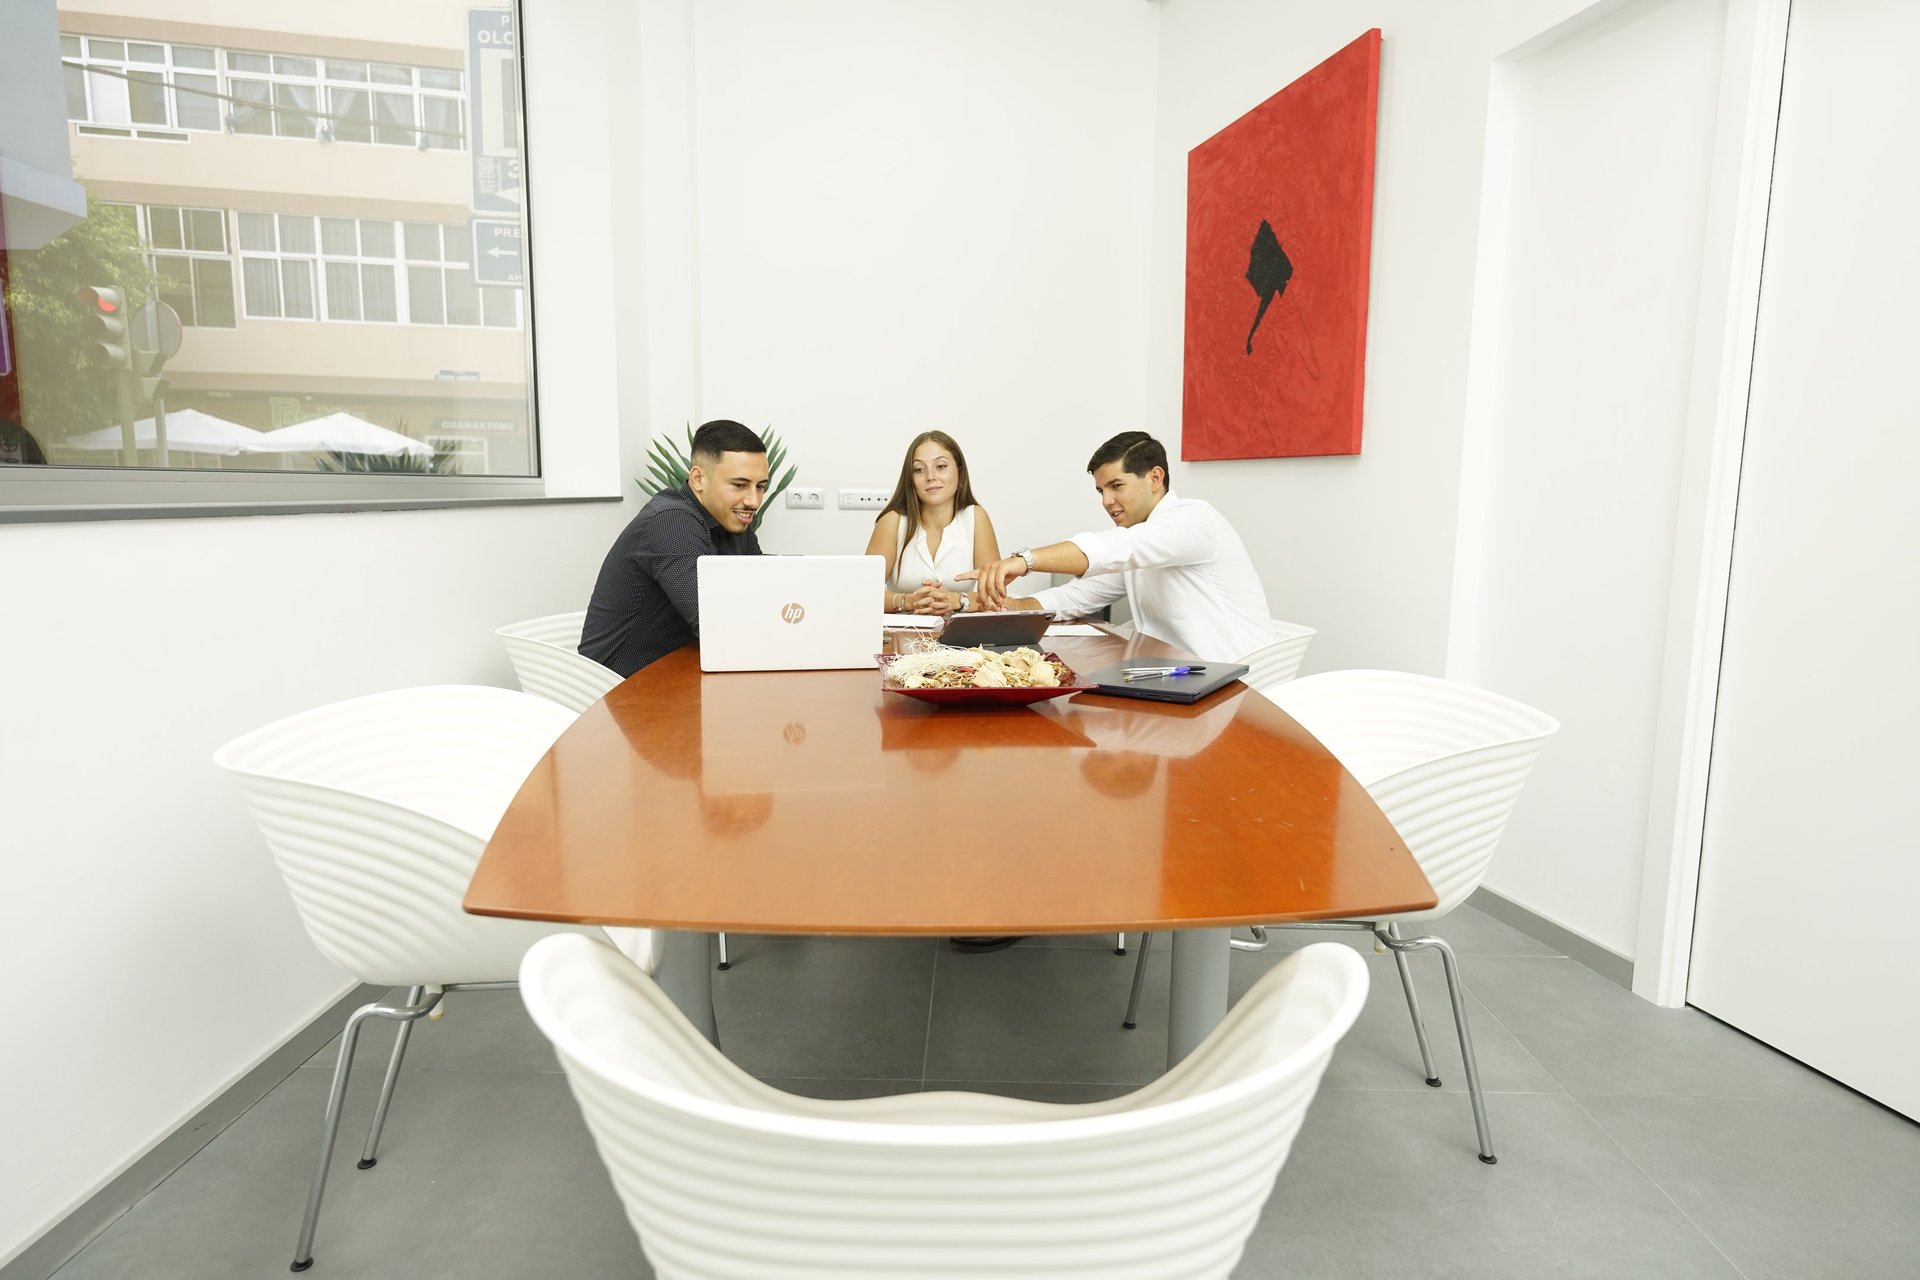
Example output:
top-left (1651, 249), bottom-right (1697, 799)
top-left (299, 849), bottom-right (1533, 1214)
top-left (961, 431), bottom-right (1273, 660)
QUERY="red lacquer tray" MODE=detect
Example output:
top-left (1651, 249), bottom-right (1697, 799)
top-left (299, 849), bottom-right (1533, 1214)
top-left (876, 652), bottom-right (1094, 707)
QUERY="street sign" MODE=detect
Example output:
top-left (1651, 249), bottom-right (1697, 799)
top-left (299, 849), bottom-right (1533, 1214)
top-left (130, 299), bottom-right (183, 359)
top-left (468, 8), bottom-right (522, 214)
top-left (470, 217), bottom-right (526, 287)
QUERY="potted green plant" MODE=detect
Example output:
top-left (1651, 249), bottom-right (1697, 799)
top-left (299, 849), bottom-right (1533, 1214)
top-left (637, 423), bottom-right (796, 535)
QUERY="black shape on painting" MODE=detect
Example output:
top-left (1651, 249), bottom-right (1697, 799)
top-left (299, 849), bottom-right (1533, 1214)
top-left (1244, 219), bottom-right (1293, 356)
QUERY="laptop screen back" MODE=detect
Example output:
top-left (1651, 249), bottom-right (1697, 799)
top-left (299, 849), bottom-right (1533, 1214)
top-left (696, 555), bottom-right (882, 671)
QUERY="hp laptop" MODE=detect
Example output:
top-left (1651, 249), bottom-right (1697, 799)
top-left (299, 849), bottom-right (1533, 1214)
top-left (935, 609), bottom-right (1052, 652)
top-left (1081, 658), bottom-right (1250, 705)
top-left (696, 554), bottom-right (882, 672)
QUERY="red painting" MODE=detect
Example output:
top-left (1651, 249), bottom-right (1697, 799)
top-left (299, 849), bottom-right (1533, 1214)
top-left (1182, 29), bottom-right (1381, 460)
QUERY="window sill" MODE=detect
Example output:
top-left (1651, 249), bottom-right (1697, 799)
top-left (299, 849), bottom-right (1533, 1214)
top-left (0, 466), bottom-right (621, 524)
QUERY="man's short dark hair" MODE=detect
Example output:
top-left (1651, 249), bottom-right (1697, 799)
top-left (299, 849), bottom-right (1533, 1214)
top-left (1087, 431), bottom-right (1170, 488)
top-left (690, 419), bottom-right (767, 466)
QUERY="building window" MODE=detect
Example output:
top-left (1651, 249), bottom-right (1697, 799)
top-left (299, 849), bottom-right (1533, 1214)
top-left (403, 223), bottom-right (518, 328)
top-left (224, 51), bottom-right (463, 148)
top-left (62, 35), bottom-right (220, 132)
top-left (427, 435), bottom-right (489, 473)
top-left (237, 215), bottom-right (517, 329)
top-left (238, 212), bottom-right (318, 319)
top-left (137, 206), bottom-right (238, 329)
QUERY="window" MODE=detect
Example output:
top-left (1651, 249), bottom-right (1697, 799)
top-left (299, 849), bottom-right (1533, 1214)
top-left (63, 35), bottom-right (220, 133)
top-left (234, 214), bottom-right (518, 330)
top-left (138, 205), bottom-right (237, 328)
top-left (8, 4), bottom-right (544, 517)
top-left (238, 212), bottom-right (319, 319)
top-left (226, 51), bottom-right (463, 149)
top-left (402, 223), bottom-right (519, 329)
top-left (427, 435), bottom-right (489, 473)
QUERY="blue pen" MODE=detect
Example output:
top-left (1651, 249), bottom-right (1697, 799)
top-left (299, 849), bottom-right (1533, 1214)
top-left (1123, 665), bottom-right (1204, 682)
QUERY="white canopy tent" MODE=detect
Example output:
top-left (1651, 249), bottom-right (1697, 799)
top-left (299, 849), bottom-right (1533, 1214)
top-left (63, 409), bottom-right (266, 457)
top-left (248, 412), bottom-right (434, 458)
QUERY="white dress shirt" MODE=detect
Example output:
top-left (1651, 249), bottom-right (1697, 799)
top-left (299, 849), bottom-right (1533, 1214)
top-left (889, 503), bottom-right (979, 592)
top-left (1028, 491), bottom-right (1273, 661)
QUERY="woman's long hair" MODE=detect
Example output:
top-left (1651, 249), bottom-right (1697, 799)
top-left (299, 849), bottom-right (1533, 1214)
top-left (877, 431), bottom-right (978, 544)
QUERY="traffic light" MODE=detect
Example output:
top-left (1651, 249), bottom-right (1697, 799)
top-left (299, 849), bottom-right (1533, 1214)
top-left (76, 286), bottom-right (132, 369)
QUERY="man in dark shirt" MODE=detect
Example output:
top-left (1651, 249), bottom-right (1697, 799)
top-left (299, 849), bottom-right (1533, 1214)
top-left (580, 420), bottom-right (769, 677)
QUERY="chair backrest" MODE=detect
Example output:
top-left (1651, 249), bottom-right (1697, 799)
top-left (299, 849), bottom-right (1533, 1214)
top-left (215, 685), bottom-right (594, 986)
top-left (1243, 617), bottom-right (1316, 692)
top-left (1267, 670), bottom-right (1559, 919)
top-left (496, 611), bottom-right (621, 713)
top-left (521, 933), bottom-right (1367, 1280)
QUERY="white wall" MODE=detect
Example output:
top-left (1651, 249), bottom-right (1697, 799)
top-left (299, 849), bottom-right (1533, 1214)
top-left (682, 0), bottom-right (1162, 558)
top-left (1453, 0), bottom-right (1728, 957)
top-left (1149, 0), bottom-right (1598, 674)
top-left (0, 0), bottom-right (638, 1261)
top-left (1151, 0), bottom-right (1740, 959)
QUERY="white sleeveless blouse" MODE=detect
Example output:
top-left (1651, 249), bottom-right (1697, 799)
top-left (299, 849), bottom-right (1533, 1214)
top-left (889, 503), bottom-right (978, 593)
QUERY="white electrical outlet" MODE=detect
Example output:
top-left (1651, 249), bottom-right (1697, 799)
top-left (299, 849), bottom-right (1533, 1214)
top-left (784, 486), bottom-right (824, 510)
top-left (838, 488), bottom-right (890, 511)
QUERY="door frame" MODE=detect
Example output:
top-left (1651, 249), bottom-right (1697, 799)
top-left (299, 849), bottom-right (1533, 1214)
top-left (1630, 0), bottom-right (1791, 1006)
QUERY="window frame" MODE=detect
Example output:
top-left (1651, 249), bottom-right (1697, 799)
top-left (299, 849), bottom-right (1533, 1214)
top-left (63, 35), bottom-right (222, 134)
top-left (222, 48), bottom-right (464, 149)
top-left (129, 204), bottom-right (238, 330)
top-left (6, 1), bottom-right (559, 523)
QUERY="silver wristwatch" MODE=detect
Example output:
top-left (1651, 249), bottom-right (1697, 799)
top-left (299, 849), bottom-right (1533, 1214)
top-left (1014, 546), bottom-right (1036, 573)
top-left (956, 592), bottom-right (970, 614)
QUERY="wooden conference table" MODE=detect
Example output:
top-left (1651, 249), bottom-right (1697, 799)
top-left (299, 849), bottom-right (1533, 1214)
top-left (466, 627), bottom-right (1434, 1068)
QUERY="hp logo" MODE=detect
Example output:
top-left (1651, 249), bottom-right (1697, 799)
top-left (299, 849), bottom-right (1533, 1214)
top-left (780, 602), bottom-right (805, 624)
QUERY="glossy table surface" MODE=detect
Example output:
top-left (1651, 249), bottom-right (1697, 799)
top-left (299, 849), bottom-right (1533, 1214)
top-left (466, 629), bottom-right (1436, 934)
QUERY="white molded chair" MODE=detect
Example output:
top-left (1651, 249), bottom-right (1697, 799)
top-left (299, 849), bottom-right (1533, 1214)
top-left (522, 933), bottom-right (1367, 1280)
top-left (495, 610), bottom-right (621, 714)
top-left (1122, 669), bottom-right (1557, 1164)
top-left (215, 685), bottom-right (650, 1273)
top-left (1243, 617), bottom-right (1317, 692)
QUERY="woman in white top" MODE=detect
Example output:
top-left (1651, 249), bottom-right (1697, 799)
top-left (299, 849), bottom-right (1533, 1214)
top-left (866, 430), bottom-right (1002, 616)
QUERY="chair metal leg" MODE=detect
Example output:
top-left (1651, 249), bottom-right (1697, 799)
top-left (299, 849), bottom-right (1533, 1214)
top-left (357, 985), bottom-right (425, 1170)
top-left (1121, 931), bottom-right (1153, 1029)
top-left (291, 989), bottom-right (441, 1272)
top-left (1379, 930), bottom-right (1496, 1164)
top-left (717, 932), bottom-right (731, 971)
top-left (1229, 925), bottom-right (1270, 952)
top-left (1377, 925), bottom-right (1441, 1087)
top-left (1115, 931), bottom-right (1127, 956)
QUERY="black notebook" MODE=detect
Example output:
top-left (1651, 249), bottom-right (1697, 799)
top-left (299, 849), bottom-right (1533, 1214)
top-left (1081, 659), bottom-right (1250, 704)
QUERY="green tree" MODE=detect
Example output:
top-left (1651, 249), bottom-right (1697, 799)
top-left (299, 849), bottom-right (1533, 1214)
top-left (4, 199), bottom-right (149, 446)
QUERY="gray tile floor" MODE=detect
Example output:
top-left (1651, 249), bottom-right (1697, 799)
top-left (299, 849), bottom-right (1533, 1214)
top-left (47, 907), bottom-right (1920, 1279)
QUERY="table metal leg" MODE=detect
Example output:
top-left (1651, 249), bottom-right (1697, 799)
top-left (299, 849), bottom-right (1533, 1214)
top-left (1167, 927), bottom-right (1230, 1069)
top-left (653, 929), bottom-right (719, 1047)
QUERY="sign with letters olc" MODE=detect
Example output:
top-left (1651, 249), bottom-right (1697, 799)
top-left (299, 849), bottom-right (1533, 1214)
top-left (467, 8), bottom-right (522, 214)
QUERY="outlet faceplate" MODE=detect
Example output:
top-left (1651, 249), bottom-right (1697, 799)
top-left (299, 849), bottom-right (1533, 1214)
top-left (838, 488), bottom-right (890, 511)
top-left (785, 486), bottom-right (824, 510)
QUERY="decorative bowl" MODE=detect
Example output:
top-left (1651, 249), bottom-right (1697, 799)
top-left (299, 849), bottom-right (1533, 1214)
top-left (876, 652), bottom-right (1093, 707)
